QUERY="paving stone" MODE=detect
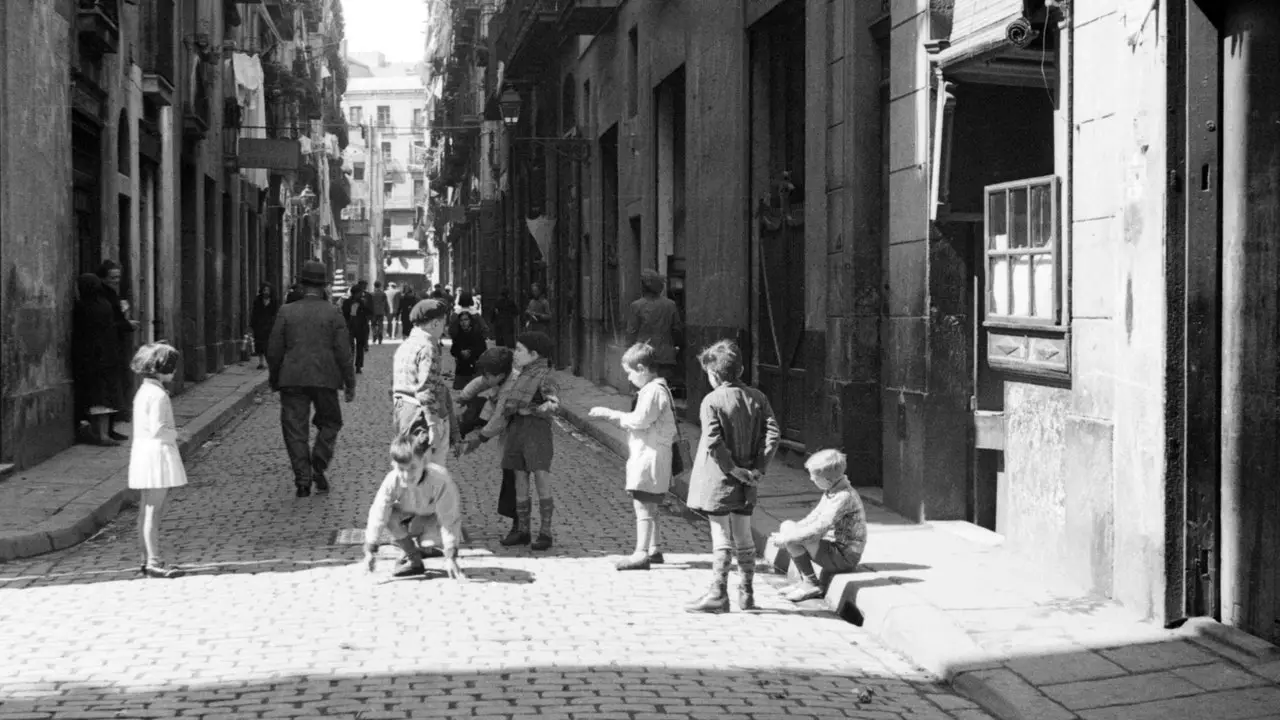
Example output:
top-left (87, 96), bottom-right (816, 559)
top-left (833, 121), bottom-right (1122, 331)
top-left (1170, 662), bottom-right (1269, 691)
top-left (1076, 686), bottom-right (1280, 720)
top-left (951, 669), bottom-right (1075, 720)
top-left (1005, 650), bottom-right (1129, 686)
top-left (1040, 670), bottom-right (1201, 710)
top-left (1099, 641), bottom-right (1220, 673)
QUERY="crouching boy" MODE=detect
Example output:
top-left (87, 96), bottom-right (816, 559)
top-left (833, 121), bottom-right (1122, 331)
top-left (768, 449), bottom-right (866, 601)
top-left (363, 432), bottom-right (467, 580)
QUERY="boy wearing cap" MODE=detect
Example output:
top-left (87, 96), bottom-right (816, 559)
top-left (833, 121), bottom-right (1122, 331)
top-left (392, 298), bottom-right (459, 466)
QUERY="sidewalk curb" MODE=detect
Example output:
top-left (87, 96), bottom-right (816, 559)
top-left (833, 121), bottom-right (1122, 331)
top-left (0, 374), bottom-right (269, 562)
top-left (557, 399), bottom-right (1019, 711)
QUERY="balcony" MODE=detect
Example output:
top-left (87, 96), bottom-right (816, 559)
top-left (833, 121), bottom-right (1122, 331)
top-left (183, 60), bottom-right (212, 140)
top-left (140, 0), bottom-right (176, 105)
top-left (345, 219), bottom-right (370, 236)
top-left (558, 0), bottom-right (620, 36)
top-left (493, 0), bottom-right (562, 79)
top-left (77, 0), bottom-right (121, 58)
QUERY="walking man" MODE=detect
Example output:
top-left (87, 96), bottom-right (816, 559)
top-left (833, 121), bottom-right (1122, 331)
top-left (370, 281), bottom-right (389, 344)
top-left (341, 281), bottom-right (372, 373)
top-left (268, 260), bottom-right (357, 498)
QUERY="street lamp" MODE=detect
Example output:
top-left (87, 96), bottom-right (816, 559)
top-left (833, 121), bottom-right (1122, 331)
top-left (498, 86), bottom-right (591, 162)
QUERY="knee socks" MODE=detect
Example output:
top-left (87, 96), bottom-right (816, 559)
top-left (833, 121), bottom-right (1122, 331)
top-left (711, 548), bottom-right (733, 592)
top-left (516, 499), bottom-right (532, 533)
top-left (791, 551), bottom-right (819, 584)
top-left (736, 545), bottom-right (756, 590)
top-left (538, 497), bottom-right (554, 535)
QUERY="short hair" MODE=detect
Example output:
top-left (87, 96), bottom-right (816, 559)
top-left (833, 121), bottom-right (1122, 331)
top-left (516, 331), bottom-right (553, 360)
top-left (389, 431), bottom-right (431, 464)
top-left (130, 342), bottom-right (181, 377)
top-left (640, 269), bottom-right (666, 294)
top-left (409, 299), bottom-right (448, 325)
top-left (457, 291), bottom-right (475, 307)
top-left (805, 449), bottom-right (848, 481)
top-left (374, 282), bottom-right (382, 289)
top-left (476, 346), bottom-right (514, 377)
top-left (698, 339), bottom-right (744, 381)
top-left (621, 342), bottom-right (658, 371)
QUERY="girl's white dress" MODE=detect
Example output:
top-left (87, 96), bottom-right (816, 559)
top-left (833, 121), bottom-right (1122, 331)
top-left (614, 378), bottom-right (678, 495)
top-left (128, 378), bottom-right (188, 490)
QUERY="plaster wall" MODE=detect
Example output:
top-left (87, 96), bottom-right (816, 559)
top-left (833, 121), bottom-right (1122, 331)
top-left (0, 0), bottom-right (76, 470)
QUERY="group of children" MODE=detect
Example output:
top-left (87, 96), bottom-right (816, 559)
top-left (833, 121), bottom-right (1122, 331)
top-left (123, 298), bottom-right (870, 614)
top-left (371, 300), bottom-right (871, 612)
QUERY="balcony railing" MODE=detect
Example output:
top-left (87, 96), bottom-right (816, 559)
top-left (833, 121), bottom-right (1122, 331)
top-left (77, 0), bottom-right (121, 57)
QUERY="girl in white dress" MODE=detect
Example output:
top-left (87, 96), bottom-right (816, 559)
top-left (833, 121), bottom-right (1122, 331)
top-left (128, 342), bottom-right (188, 579)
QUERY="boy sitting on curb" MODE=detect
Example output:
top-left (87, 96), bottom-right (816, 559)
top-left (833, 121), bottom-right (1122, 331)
top-left (768, 449), bottom-right (867, 602)
top-left (362, 432), bottom-right (467, 580)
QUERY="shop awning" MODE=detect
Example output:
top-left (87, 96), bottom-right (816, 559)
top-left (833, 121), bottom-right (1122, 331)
top-left (934, 0), bottom-right (1027, 68)
top-left (385, 256), bottom-right (427, 277)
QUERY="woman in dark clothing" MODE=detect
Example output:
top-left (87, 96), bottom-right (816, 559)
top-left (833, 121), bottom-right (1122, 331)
top-left (398, 285), bottom-right (418, 338)
top-left (250, 283), bottom-right (278, 369)
top-left (490, 288), bottom-right (519, 348)
top-left (96, 260), bottom-right (137, 433)
top-left (449, 311), bottom-right (489, 390)
top-left (73, 274), bottom-right (125, 446)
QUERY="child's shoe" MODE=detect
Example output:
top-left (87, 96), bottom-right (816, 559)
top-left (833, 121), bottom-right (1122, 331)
top-left (391, 557), bottom-right (426, 577)
top-left (531, 532), bottom-right (553, 551)
top-left (500, 529), bottom-right (531, 546)
top-left (139, 562), bottom-right (184, 579)
top-left (646, 552), bottom-right (665, 564)
top-left (738, 585), bottom-right (757, 611)
top-left (615, 554), bottom-right (651, 571)
top-left (783, 579), bottom-right (824, 602)
top-left (685, 587), bottom-right (730, 614)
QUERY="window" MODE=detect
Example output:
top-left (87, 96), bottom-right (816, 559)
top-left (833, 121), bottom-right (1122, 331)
top-left (352, 164), bottom-right (364, 180)
top-left (627, 27), bottom-right (639, 117)
top-left (348, 106), bottom-right (363, 124)
top-left (383, 182), bottom-right (393, 196)
top-left (376, 106), bottom-right (391, 128)
top-left (412, 108), bottom-right (424, 129)
top-left (382, 217), bottom-right (392, 237)
top-left (413, 179), bottom-right (424, 199)
top-left (381, 141), bottom-right (391, 161)
top-left (984, 175), bottom-right (1061, 325)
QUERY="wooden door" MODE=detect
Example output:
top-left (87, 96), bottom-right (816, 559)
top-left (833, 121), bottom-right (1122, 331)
top-left (750, 3), bottom-right (806, 443)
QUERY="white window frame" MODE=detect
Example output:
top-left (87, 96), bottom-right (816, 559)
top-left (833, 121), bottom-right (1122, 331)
top-left (983, 175), bottom-right (1064, 330)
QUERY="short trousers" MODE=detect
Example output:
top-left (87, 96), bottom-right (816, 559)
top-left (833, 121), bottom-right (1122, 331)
top-left (628, 489), bottom-right (666, 504)
top-left (501, 415), bottom-right (554, 472)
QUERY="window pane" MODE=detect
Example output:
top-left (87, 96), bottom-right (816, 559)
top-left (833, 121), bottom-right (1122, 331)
top-left (988, 191), bottom-right (1007, 249)
top-left (989, 257), bottom-right (1010, 316)
top-left (1033, 254), bottom-right (1055, 319)
top-left (1030, 183), bottom-right (1052, 248)
top-left (1010, 188), bottom-right (1028, 248)
top-left (1011, 255), bottom-right (1031, 316)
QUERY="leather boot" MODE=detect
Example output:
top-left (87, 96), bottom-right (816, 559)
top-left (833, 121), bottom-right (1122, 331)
top-left (737, 547), bottom-right (757, 611)
top-left (501, 500), bottom-right (532, 546)
top-left (685, 549), bottom-right (731, 614)
top-left (392, 536), bottom-right (425, 577)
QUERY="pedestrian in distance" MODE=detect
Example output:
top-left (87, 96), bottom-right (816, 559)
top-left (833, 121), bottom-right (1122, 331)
top-left (72, 273), bottom-right (125, 447)
top-left (386, 282), bottom-right (401, 339)
top-left (391, 299), bottom-right (459, 467)
top-left (490, 288), bottom-right (520, 349)
top-left (626, 270), bottom-right (683, 385)
top-left (398, 285), bottom-right (417, 339)
top-left (127, 342), bottom-right (188, 579)
top-left (684, 339), bottom-right (781, 613)
top-left (588, 342), bottom-right (677, 571)
top-left (250, 283), bottom-right (278, 370)
top-left (462, 331), bottom-right (560, 550)
top-left (370, 281), bottom-right (389, 345)
top-left (341, 281), bottom-right (372, 374)
top-left (267, 260), bottom-right (357, 498)
top-left (523, 282), bottom-right (551, 335)
top-left (454, 347), bottom-right (519, 535)
top-left (768, 449), bottom-right (868, 602)
top-left (362, 432), bottom-right (467, 580)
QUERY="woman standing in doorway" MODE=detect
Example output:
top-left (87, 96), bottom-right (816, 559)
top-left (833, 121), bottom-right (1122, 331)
top-left (250, 283), bottom-right (278, 370)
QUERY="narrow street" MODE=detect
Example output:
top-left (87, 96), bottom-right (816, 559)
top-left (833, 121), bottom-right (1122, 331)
top-left (0, 342), bottom-right (991, 720)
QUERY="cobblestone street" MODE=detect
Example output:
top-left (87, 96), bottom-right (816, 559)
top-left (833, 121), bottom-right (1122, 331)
top-left (0, 343), bottom-right (992, 720)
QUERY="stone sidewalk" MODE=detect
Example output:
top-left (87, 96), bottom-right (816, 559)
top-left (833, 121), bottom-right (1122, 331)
top-left (0, 362), bottom-right (269, 561)
top-left (550, 369), bottom-right (1280, 720)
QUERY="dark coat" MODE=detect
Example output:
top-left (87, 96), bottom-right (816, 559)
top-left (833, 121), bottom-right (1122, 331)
top-left (685, 382), bottom-right (782, 515)
top-left (73, 274), bottom-right (124, 413)
top-left (340, 292), bottom-right (372, 337)
top-left (251, 295), bottom-right (279, 353)
top-left (267, 293), bottom-right (356, 391)
top-left (449, 318), bottom-right (488, 380)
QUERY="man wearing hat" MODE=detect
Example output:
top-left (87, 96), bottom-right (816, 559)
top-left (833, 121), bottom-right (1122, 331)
top-left (267, 260), bottom-right (358, 497)
top-left (392, 298), bottom-right (459, 467)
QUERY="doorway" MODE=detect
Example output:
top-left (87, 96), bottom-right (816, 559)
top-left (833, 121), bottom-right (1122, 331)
top-left (600, 125), bottom-right (621, 344)
top-left (1174, 0), bottom-right (1280, 643)
top-left (749, 1), bottom-right (806, 443)
top-left (73, 116), bottom-right (103, 276)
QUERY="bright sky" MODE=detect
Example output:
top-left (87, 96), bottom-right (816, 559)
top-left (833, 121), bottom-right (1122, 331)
top-left (343, 0), bottom-right (427, 63)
